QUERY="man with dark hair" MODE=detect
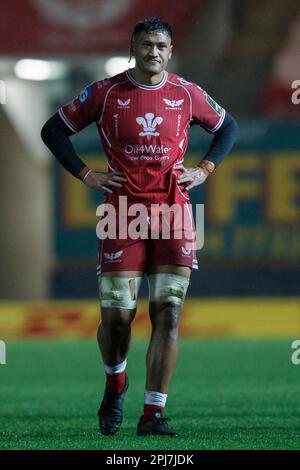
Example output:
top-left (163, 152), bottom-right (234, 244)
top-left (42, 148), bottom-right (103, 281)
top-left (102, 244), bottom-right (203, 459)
top-left (41, 17), bottom-right (239, 437)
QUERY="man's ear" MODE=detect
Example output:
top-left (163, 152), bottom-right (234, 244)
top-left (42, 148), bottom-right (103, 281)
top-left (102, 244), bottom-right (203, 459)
top-left (169, 44), bottom-right (173, 60)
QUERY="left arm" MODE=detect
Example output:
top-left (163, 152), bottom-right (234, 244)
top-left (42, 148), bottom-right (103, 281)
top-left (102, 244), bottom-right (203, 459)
top-left (177, 112), bottom-right (239, 190)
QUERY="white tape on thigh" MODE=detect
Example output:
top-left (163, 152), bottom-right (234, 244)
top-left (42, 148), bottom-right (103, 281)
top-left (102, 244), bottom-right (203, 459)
top-left (148, 273), bottom-right (189, 305)
top-left (99, 276), bottom-right (143, 309)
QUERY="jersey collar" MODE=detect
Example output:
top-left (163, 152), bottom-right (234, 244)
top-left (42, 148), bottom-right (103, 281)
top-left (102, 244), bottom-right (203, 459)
top-left (126, 69), bottom-right (168, 90)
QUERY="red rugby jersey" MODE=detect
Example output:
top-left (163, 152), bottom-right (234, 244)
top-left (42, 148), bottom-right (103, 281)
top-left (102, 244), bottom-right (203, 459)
top-left (59, 70), bottom-right (225, 207)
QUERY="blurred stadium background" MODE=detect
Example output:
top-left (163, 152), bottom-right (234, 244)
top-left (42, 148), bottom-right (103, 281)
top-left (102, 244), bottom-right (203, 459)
top-left (0, 0), bottom-right (300, 450)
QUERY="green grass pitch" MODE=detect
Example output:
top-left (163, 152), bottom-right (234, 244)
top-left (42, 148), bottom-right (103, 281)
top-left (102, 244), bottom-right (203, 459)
top-left (0, 338), bottom-right (299, 450)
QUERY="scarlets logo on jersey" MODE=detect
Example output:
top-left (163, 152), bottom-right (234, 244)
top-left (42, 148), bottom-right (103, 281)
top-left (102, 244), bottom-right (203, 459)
top-left (181, 246), bottom-right (192, 257)
top-left (163, 98), bottom-right (184, 110)
top-left (103, 250), bottom-right (123, 261)
top-left (136, 113), bottom-right (163, 136)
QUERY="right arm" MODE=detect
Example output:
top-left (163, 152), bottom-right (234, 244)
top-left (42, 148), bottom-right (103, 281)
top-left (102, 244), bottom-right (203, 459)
top-left (41, 112), bottom-right (126, 193)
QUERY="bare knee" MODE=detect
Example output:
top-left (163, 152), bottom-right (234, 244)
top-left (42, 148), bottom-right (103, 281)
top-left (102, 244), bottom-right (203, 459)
top-left (99, 308), bottom-right (135, 334)
top-left (150, 304), bottom-right (181, 340)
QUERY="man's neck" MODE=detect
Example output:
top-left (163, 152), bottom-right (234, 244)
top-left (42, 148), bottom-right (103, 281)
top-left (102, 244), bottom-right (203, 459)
top-left (130, 68), bottom-right (164, 85)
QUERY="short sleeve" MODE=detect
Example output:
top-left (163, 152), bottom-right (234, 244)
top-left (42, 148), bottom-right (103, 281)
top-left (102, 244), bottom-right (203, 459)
top-left (58, 79), bottom-right (111, 133)
top-left (190, 84), bottom-right (225, 133)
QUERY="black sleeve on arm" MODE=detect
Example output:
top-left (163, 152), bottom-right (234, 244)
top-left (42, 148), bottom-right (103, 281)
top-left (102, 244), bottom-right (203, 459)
top-left (41, 112), bottom-right (87, 178)
top-left (202, 112), bottom-right (239, 167)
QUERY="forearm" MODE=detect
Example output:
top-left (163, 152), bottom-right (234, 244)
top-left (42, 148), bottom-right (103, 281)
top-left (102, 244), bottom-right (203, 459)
top-left (200, 112), bottom-right (239, 168)
top-left (41, 113), bottom-right (89, 179)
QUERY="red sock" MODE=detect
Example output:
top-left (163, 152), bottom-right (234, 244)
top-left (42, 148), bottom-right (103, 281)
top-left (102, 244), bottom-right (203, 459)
top-left (106, 370), bottom-right (126, 395)
top-left (143, 404), bottom-right (164, 422)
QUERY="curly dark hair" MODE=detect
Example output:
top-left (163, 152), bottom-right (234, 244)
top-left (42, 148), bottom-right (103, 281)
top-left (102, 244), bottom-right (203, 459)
top-left (129, 17), bottom-right (172, 61)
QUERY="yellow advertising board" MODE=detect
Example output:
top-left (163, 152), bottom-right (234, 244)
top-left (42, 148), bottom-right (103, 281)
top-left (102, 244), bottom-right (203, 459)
top-left (0, 299), bottom-right (299, 339)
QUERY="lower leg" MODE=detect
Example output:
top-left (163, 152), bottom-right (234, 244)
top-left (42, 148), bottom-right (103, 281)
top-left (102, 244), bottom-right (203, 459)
top-left (145, 268), bottom-right (189, 393)
top-left (97, 307), bottom-right (136, 394)
top-left (143, 303), bottom-right (181, 419)
top-left (146, 307), bottom-right (180, 393)
top-left (97, 315), bottom-right (133, 365)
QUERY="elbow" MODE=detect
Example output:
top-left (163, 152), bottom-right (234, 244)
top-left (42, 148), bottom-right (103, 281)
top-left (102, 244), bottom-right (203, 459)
top-left (41, 113), bottom-right (73, 146)
top-left (41, 117), bottom-right (59, 146)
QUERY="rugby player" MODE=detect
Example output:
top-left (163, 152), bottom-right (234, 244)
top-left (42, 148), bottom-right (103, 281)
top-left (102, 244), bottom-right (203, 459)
top-left (41, 17), bottom-right (239, 436)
